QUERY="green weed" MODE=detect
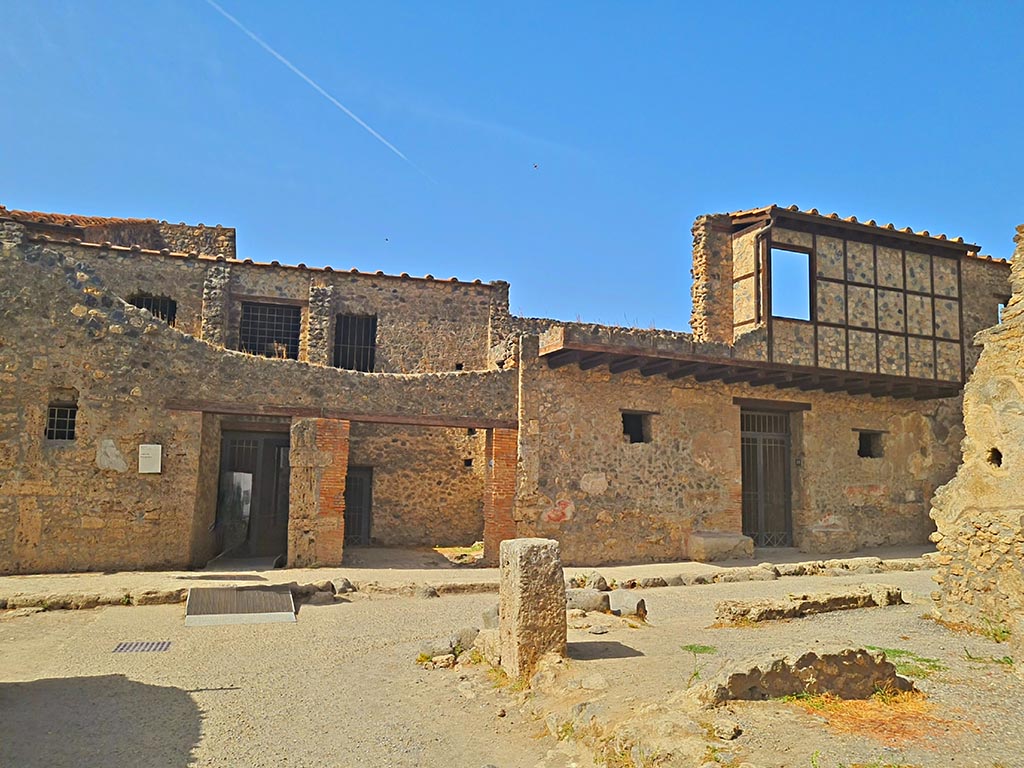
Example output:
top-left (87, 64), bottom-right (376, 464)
top-left (865, 646), bottom-right (946, 678)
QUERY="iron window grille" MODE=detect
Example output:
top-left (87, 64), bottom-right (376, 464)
top-left (46, 404), bottom-right (78, 441)
top-left (333, 314), bottom-right (377, 371)
top-left (239, 302), bottom-right (301, 359)
top-left (127, 293), bottom-right (177, 326)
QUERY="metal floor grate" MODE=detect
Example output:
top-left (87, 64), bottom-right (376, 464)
top-left (185, 586), bottom-right (296, 627)
top-left (113, 641), bottom-right (171, 653)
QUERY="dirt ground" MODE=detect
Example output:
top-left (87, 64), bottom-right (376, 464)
top-left (0, 568), bottom-right (1018, 768)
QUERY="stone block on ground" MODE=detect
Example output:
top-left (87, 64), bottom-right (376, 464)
top-left (565, 588), bottom-right (611, 613)
top-left (714, 566), bottom-right (778, 584)
top-left (473, 628), bottom-right (501, 667)
top-left (639, 577), bottom-right (668, 588)
top-left (608, 590), bottom-right (647, 620)
top-left (698, 647), bottom-right (915, 705)
top-left (583, 570), bottom-right (609, 591)
top-left (332, 577), bottom-right (356, 593)
top-left (481, 602), bottom-right (499, 629)
top-left (689, 532), bottom-right (754, 562)
top-left (449, 626), bottom-right (479, 654)
top-left (499, 538), bottom-right (567, 680)
top-left (715, 583), bottom-right (905, 624)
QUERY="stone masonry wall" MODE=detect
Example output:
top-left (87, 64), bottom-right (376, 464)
top-left (60, 245), bottom-right (505, 373)
top-left (690, 214), bottom-right (735, 343)
top-left (0, 227), bottom-right (517, 573)
top-left (347, 423), bottom-right (486, 547)
top-left (932, 225), bottom-right (1024, 667)
top-left (514, 334), bottom-right (964, 565)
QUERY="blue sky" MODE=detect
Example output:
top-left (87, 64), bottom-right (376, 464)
top-left (2, 1), bottom-right (1021, 329)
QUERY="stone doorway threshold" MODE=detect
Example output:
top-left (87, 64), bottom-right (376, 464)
top-left (203, 554), bottom-right (284, 572)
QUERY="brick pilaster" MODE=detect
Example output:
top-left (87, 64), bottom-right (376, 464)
top-left (482, 427), bottom-right (518, 565)
top-left (287, 417), bottom-right (349, 567)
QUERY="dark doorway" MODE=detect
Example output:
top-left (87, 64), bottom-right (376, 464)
top-left (217, 431), bottom-right (290, 560)
top-left (740, 411), bottom-right (793, 547)
top-left (344, 467), bottom-right (373, 545)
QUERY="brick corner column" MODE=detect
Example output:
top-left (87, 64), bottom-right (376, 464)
top-left (287, 417), bottom-right (350, 568)
top-left (482, 427), bottom-right (518, 566)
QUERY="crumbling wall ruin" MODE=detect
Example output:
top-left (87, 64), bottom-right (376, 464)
top-left (931, 224), bottom-right (1024, 667)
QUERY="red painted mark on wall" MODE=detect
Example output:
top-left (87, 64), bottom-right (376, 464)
top-left (542, 498), bottom-right (575, 524)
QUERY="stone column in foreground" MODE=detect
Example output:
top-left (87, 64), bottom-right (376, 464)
top-left (499, 537), bottom-right (566, 679)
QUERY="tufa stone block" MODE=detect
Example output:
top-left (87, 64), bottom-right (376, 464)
top-left (499, 537), bottom-right (567, 680)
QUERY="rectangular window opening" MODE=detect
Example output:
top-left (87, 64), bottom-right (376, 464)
top-left (239, 302), bottom-right (301, 359)
top-left (46, 403), bottom-right (78, 441)
top-left (857, 430), bottom-right (884, 459)
top-left (127, 293), bottom-right (177, 326)
top-left (622, 411), bottom-right (651, 443)
top-left (334, 314), bottom-right (377, 371)
top-left (463, 458), bottom-right (474, 468)
top-left (770, 248), bottom-right (811, 321)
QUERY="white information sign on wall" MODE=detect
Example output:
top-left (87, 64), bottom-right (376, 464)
top-left (138, 444), bottom-right (163, 474)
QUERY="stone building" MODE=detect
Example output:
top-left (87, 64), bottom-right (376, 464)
top-left (0, 204), bottom-right (1009, 574)
top-left (931, 224), bottom-right (1024, 668)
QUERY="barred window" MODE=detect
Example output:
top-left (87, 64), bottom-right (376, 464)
top-left (239, 302), bottom-right (301, 359)
top-left (333, 314), bottom-right (377, 371)
top-left (46, 403), bottom-right (78, 441)
top-left (127, 293), bottom-right (177, 326)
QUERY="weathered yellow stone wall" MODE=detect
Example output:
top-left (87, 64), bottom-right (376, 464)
top-left (514, 331), bottom-right (963, 565)
top-left (0, 224), bottom-right (517, 573)
top-left (347, 423), bottom-right (486, 547)
top-left (932, 225), bottom-right (1024, 667)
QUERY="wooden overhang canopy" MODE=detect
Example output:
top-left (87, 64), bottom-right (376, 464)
top-left (539, 328), bottom-right (961, 401)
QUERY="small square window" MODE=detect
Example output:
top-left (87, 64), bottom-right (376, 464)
top-left (622, 412), bottom-right (651, 444)
top-left (46, 404), bottom-right (78, 441)
top-left (463, 458), bottom-right (474, 468)
top-left (857, 430), bottom-right (883, 458)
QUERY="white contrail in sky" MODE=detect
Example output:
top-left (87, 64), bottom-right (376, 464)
top-left (204, 0), bottom-right (418, 170)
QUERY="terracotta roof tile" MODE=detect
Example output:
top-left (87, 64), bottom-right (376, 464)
top-left (0, 206), bottom-right (162, 227)
top-left (723, 204), bottom-right (1006, 261)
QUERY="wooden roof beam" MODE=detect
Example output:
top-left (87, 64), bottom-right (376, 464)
top-left (578, 353), bottom-right (612, 371)
top-left (693, 365), bottom-right (733, 383)
top-left (608, 356), bottom-right (644, 374)
top-left (721, 369), bottom-right (766, 384)
top-left (666, 362), bottom-right (706, 380)
top-left (545, 350), bottom-right (581, 369)
top-left (641, 359), bottom-right (677, 377)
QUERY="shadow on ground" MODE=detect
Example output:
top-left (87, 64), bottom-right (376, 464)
top-left (568, 641), bottom-right (645, 660)
top-left (0, 674), bottom-right (202, 768)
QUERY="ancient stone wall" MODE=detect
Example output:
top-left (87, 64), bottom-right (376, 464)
top-left (932, 225), bottom-right (1024, 665)
top-left (0, 227), bottom-right (517, 573)
top-left (58, 244), bottom-right (505, 373)
top-left (690, 214), bottom-right (735, 343)
top-left (514, 333), bottom-right (965, 564)
top-left (0, 208), bottom-right (235, 258)
top-left (346, 423), bottom-right (486, 547)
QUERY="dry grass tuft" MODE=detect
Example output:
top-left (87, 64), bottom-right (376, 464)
top-left (784, 687), bottom-right (976, 747)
